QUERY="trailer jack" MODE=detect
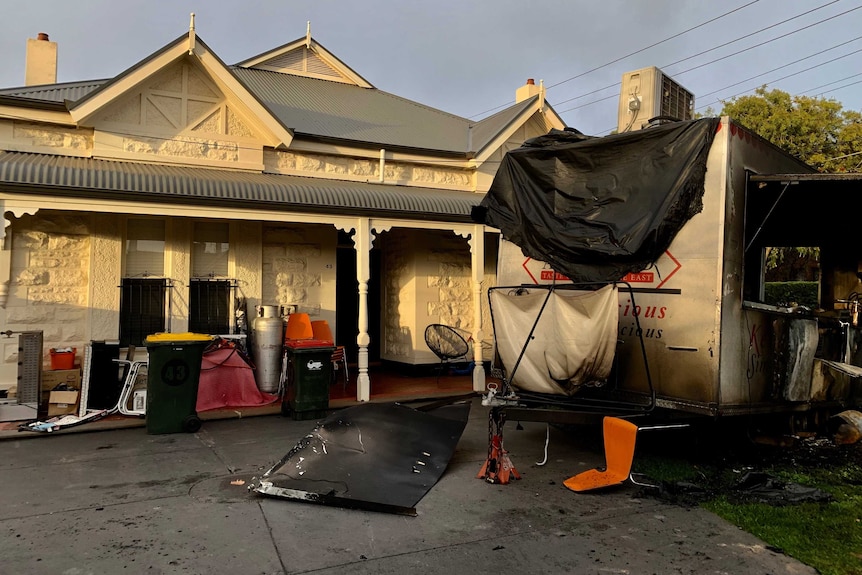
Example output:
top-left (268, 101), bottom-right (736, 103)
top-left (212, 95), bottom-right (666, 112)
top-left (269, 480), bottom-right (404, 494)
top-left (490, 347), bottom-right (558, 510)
top-left (477, 407), bottom-right (521, 484)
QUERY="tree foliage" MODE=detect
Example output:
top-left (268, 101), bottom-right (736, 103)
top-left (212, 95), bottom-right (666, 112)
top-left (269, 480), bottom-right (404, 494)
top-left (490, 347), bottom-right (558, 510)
top-left (720, 87), bottom-right (862, 172)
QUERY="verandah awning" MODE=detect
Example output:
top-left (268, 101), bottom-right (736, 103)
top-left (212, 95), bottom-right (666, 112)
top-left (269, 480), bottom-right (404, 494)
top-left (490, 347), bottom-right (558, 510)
top-left (0, 151), bottom-right (481, 223)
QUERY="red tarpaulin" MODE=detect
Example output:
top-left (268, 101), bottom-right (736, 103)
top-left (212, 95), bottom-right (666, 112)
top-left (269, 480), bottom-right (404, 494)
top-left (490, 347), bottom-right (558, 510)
top-left (196, 347), bottom-right (278, 412)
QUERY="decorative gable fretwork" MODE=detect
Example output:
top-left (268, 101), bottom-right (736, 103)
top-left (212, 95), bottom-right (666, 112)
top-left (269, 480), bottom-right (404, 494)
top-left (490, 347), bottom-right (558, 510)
top-left (259, 47), bottom-right (347, 82)
top-left (92, 60), bottom-right (265, 170)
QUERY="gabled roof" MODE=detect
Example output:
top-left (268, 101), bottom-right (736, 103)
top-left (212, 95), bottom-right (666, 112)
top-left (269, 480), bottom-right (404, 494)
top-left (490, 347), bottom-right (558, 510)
top-left (66, 32), bottom-right (295, 149)
top-left (0, 30), bottom-right (566, 157)
top-left (236, 35), bottom-right (373, 88)
top-left (232, 67), bottom-right (473, 154)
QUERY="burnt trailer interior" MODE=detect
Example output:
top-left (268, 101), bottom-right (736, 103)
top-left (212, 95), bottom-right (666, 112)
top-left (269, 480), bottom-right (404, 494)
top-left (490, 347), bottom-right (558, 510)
top-left (744, 173), bottom-right (862, 396)
top-left (475, 118), bottom-right (862, 423)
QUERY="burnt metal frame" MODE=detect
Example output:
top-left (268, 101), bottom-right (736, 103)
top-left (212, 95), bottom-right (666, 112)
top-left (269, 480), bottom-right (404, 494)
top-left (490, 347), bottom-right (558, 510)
top-left (487, 281), bottom-right (655, 417)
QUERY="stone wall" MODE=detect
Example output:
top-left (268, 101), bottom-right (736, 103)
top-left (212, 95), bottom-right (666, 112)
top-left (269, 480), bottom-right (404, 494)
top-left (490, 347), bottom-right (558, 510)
top-left (233, 221), bottom-right (263, 318)
top-left (3, 212), bottom-right (91, 373)
top-left (381, 229), bottom-right (415, 360)
top-left (380, 229), bottom-right (472, 364)
top-left (426, 234), bottom-right (472, 330)
top-left (261, 224), bottom-right (337, 328)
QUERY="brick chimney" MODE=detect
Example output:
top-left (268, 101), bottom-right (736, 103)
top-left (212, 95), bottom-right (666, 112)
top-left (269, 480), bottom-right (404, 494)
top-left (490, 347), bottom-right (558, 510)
top-left (25, 32), bottom-right (57, 86)
top-left (516, 78), bottom-right (540, 103)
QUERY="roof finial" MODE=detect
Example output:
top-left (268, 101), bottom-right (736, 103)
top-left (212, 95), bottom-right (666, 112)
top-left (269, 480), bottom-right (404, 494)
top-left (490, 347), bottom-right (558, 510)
top-left (188, 13), bottom-right (196, 54)
top-left (306, 21), bottom-right (311, 49)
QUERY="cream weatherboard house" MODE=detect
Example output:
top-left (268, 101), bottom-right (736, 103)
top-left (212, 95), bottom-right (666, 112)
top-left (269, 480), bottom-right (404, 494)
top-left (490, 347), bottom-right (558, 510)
top-left (0, 24), bottom-right (565, 402)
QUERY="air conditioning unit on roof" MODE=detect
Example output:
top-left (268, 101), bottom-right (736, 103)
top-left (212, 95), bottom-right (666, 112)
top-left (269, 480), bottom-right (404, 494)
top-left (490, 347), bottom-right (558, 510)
top-left (617, 66), bottom-right (694, 133)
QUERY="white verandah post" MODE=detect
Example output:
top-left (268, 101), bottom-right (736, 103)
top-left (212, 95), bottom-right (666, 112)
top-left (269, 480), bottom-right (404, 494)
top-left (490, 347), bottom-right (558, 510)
top-left (354, 218), bottom-right (372, 402)
top-left (469, 225), bottom-right (487, 392)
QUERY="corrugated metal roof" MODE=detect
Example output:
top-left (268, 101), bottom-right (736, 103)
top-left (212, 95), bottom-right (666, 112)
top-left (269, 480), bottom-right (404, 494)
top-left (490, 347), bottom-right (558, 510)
top-left (470, 98), bottom-right (537, 154)
top-left (232, 68), bottom-right (474, 153)
top-left (0, 151), bottom-right (482, 222)
top-left (0, 80), bottom-right (106, 103)
top-left (0, 53), bottom-right (539, 155)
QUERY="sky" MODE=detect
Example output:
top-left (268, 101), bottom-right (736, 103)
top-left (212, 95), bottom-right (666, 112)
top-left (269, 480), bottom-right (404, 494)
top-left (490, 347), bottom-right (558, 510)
top-left (1, 0), bottom-right (860, 136)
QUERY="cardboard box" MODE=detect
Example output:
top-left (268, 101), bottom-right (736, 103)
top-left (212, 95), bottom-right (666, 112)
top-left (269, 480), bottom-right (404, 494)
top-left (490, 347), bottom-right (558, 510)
top-left (42, 369), bottom-right (81, 392)
top-left (48, 390), bottom-right (79, 417)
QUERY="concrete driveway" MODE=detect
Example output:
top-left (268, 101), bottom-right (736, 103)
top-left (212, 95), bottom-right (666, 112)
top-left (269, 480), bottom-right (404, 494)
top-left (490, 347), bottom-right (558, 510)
top-left (0, 399), bottom-right (816, 574)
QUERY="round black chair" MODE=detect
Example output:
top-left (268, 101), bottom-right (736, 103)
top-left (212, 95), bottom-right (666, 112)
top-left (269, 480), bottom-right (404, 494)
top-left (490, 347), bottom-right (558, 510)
top-left (424, 324), bottom-right (470, 381)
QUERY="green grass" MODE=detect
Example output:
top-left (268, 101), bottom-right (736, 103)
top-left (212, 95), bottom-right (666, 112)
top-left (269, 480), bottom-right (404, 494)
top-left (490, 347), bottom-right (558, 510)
top-left (634, 445), bottom-right (862, 575)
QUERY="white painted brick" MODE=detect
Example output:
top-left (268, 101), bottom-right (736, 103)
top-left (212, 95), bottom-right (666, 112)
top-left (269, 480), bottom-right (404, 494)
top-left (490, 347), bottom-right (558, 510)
top-left (273, 259), bottom-right (305, 273)
top-left (3, 342), bottom-right (19, 364)
top-left (27, 256), bottom-right (63, 268)
top-left (351, 160), bottom-right (376, 176)
top-left (47, 269), bottom-right (88, 287)
top-left (13, 270), bottom-right (48, 286)
top-left (28, 288), bottom-right (86, 305)
top-left (5, 306), bottom-right (52, 323)
top-left (13, 231), bottom-right (48, 249)
top-left (263, 246), bottom-right (285, 259)
top-left (47, 235), bottom-right (88, 250)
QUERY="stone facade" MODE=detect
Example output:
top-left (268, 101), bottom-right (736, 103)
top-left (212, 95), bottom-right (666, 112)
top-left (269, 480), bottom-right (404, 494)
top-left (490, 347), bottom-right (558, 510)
top-left (3, 212), bottom-right (91, 372)
top-left (381, 229), bottom-right (415, 360)
top-left (261, 224), bottom-right (337, 328)
top-left (379, 229), bottom-right (473, 364)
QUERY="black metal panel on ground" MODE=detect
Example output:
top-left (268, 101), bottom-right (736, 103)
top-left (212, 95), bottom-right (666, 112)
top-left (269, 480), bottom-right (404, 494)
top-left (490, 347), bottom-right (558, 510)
top-left (252, 401), bottom-right (470, 515)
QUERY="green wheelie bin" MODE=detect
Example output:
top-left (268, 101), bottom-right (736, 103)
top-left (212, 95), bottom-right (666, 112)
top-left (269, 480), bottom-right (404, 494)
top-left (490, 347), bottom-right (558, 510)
top-left (144, 333), bottom-right (213, 434)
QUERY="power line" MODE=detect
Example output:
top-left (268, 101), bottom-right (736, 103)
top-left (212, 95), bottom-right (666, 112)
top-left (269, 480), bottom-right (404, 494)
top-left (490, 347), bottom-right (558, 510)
top-left (467, 0), bottom-right (761, 119)
top-left (661, 0), bottom-right (842, 73)
top-left (543, 0), bottom-right (843, 110)
top-left (557, 0), bottom-right (844, 114)
top-left (817, 77), bottom-right (862, 97)
top-left (695, 46), bottom-right (862, 110)
top-left (558, 2), bottom-right (862, 116)
top-left (582, 73), bottom-right (862, 136)
top-left (545, 0), bottom-right (761, 90)
top-left (665, 3), bottom-right (862, 78)
top-left (697, 36), bottom-right (862, 100)
top-left (801, 72), bottom-right (862, 94)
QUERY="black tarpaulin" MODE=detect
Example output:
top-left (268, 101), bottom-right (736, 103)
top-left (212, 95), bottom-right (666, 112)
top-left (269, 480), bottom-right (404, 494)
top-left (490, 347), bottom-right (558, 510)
top-left (473, 118), bottom-right (720, 283)
top-left (251, 401), bottom-right (470, 515)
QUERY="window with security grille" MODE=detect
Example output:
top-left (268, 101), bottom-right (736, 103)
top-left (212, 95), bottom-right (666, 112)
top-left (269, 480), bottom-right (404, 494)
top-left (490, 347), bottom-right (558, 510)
top-left (121, 218), bottom-right (168, 347)
top-left (189, 279), bottom-right (233, 335)
top-left (190, 222), bottom-right (232, 335)
top-left (119, 278), bottom-right (169, 347)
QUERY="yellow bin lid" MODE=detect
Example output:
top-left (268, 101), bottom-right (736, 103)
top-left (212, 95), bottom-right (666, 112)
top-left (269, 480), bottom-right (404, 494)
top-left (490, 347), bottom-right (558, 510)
top-left (145, 332), bottom-right (214, 343)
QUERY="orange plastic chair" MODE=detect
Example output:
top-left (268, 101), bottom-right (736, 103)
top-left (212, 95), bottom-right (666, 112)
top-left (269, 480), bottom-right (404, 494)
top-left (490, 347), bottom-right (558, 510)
top-left (285, 313), bottom-right (313, 340)
top-left (310, 320), bottom-right (333, 343)
top-left (311, 320), bottom-right (349, 390)
top-left (564, 417), bottom-right (639, 492)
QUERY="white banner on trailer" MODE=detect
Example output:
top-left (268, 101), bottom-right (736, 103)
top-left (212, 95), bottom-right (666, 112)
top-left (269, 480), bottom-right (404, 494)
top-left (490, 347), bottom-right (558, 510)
top-left (490, 285), bottom-right (618, 396)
